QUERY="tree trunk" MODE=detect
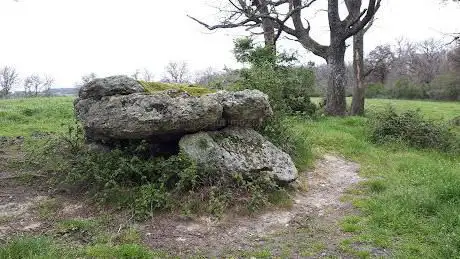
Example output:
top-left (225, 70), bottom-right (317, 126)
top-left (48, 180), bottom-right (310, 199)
top-left (350, 30), bottom-right (365, 115)
top-left (257, 0), bottom-right (276, 52)
top-left (325, 41), bottom-right (347, 116)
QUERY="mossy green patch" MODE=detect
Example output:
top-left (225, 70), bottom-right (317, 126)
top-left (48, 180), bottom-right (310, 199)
top-left (139, 81), bottom-right (215, 96)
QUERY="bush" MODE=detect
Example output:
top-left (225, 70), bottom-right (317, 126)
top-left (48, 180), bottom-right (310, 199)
top-left (28, 122), bottom-right (291, 220)
top-left (365, 83), bottom-right (387, 98)
top-left (427, 73), bottom-right (460, 101)
top-left (233, 37), bottom-right (317, 116)
top-left (369, 106), bottom-right (459, 152)
top-left (391, 79), bottom-right (427, 99)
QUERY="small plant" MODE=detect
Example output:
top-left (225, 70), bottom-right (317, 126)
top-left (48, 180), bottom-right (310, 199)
top-left (369, 106), bottom-right (459, 152)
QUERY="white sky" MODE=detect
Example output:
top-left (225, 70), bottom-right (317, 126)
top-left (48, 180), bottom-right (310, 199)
top-left (0, 0), bottom-right (459, 88)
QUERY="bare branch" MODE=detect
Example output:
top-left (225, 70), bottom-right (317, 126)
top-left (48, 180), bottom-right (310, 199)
top-left (187, 15), bottom-right (258, 30)
top-left (344, 0), bottom-right (381, 39)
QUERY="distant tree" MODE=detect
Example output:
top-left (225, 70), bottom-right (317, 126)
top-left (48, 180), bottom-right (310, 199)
top-left (24, 74), bottom-right (54, 96)
top-left (447, 45), bottom-right (460, 71)
top-left (0, 66), bottom-right (19, 97)
top-left (42, 76), bottom-right (54, 96)
top-left (365, 45), bottom-right (395, 84)
top-left (163, 61), bottom-right (190, 83)
top-left (133, 68), bottom-right (154, 82)
top-left (142, 69), bottom-right (154, 82)
top-left (410, 39), bottom-right (446, 85)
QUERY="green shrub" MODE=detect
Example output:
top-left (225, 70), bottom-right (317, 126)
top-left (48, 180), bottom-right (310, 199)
top-left (365, 83), bottom-right (387, 98)
top-left (391, 79), bottom-right (427, 100)
top-left (428, 73), bottom-right (460, 101)
top-left (369, 106), bottom-right (459, 152)
top-left (233, 37), bottom-right (317, 116)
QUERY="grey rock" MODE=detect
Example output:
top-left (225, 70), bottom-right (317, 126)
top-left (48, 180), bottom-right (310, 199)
top-left (76, 92), bottom-right (223, 141)
top-left (78, 75), bottom-right (145, 100)
top-left (179, 127), bottom-right (298, 183)
top-left (74, 76), bottom-right (274, 142)
top-left (212, 90), bottom-right (273, 127)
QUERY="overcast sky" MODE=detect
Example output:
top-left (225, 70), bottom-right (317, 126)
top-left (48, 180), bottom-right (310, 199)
top-left (0, 0), bottom-right (459, 88)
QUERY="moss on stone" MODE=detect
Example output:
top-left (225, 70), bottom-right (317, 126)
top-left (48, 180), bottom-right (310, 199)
top-left (139, 81), bottom-right (215, 96)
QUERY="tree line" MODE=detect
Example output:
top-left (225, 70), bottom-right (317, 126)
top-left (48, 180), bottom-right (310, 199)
top-left (314, 38), bottom-right (460, 101)
top-left (0, 67), bottom-right (54, 97)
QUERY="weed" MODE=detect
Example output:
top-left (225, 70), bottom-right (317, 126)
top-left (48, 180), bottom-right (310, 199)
top-left (36, 198), bottom-right (61, 220)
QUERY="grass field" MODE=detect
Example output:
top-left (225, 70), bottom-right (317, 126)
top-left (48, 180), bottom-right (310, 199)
top-left (0, 97), bottom-right (74, 137)
top-left (1, 97), bottom-right (458, 137)
top-left (1, 96), bottom-right (459, 257)
top-left (311, 97), bottom-right (460, 120)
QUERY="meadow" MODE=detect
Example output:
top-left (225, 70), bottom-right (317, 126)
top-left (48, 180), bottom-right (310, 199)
top-left (0, 96), bottom-right (459, 258)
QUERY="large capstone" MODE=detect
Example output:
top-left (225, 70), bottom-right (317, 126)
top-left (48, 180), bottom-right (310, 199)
top-left (78, 75), bottom-right (145, 100)
top-left (76, 92), bottom-right (223, 141)
top-left (179, 127), bottom-right (298, 183)
top-left (74, 76), bottom-right (273, 142)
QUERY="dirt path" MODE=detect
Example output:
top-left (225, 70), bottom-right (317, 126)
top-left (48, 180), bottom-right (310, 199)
top-left (141, 155), bottom-right (362, 257)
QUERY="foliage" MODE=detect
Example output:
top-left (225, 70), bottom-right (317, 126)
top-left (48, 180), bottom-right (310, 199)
top-left (139, 81), bottom-right (214, 96)
top-left (233, 37), bottom-right (317, 116)
top-left (427, 73), bottom-right (460, 101)
top-left (368, 106), bottom-right (459, 152)
top-left (365, 83), bottom-right (387, 98)
top-left (390, 78), bottom-right (427, 99)
top-left (26, 121), bottom-right (291, 220)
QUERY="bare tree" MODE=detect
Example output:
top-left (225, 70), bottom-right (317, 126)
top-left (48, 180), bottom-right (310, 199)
top-left (0, 66), bottom-right (19, 97)
top-left (131, 69), bottom-right (141, 80)
top-left (142, 68), bottom-right (154, 82)
top-left (412, 39), bottom-right (446, 84)
top-left (163, 61), bottom-right (190, 83)
top-left (189, 0), bottom-right (278, 51)
top-left (132, 69), bottom-right (154, 81)
top-left (24, 74), bottom-right (54, 96)
top-left (190, 0), bottom-right (381, 115)
top-left (42, 75), bottom-right (55, 96)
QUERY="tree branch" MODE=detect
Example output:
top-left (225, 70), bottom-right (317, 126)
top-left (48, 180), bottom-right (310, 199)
top-left (343, 0), bottom-right (381, 39)
top-left (187, 15), bottom-right (258, 30)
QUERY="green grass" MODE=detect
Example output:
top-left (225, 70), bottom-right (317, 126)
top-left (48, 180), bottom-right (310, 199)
top-left (0, 236), bottom-right (170, 259)
top-left (0, 97), bottom-right (75, 137)
top-left (0, 236), bottom-right (79, 259)
top-left (290, 109), bottom-right (460, 257)
top-left (311, 97), bottom-right (460, 120)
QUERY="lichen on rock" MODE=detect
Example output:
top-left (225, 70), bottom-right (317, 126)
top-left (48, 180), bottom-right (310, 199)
top-left (179, 127), bottom-right (298, 183)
